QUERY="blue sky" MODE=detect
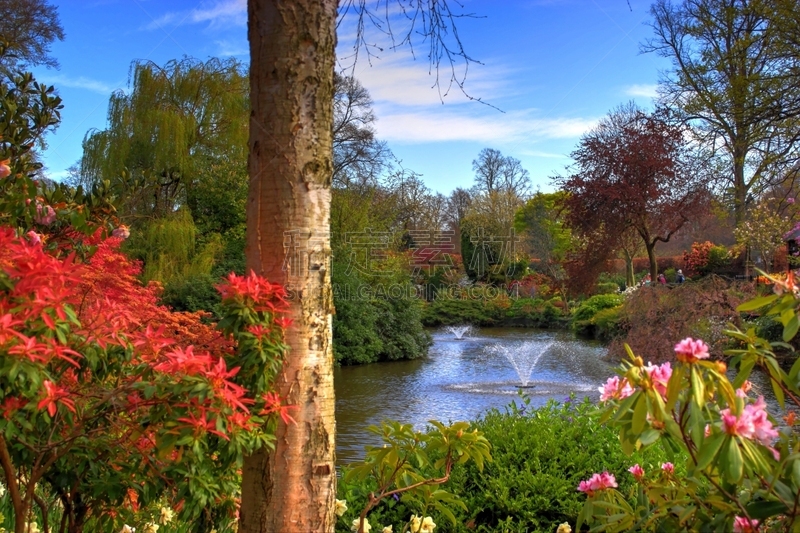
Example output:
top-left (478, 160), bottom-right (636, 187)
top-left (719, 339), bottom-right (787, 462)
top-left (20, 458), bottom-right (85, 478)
top-left (34, 0), bottom-right (668, 195)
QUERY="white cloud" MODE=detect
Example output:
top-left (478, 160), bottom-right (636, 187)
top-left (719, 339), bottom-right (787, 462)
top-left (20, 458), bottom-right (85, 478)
top-left (38, 74), bottom-right (121, 95)
top-left (624, 83), bottom-right (658, 98)
top-left (216, 39), bottom-right (248, 57)
top-left (518, 149), bottom-right (570, 159)
top-left (375, 108), bottom-right (597, 144)
top-left (144, 0), bottom-right (246, 31)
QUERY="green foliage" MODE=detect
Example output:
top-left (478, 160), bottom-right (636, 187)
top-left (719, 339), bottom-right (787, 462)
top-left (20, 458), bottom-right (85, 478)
top-left (591, 306), bottom-right (623, 341)
top-left (160, 272), bottom-right (222, 319)
top-left (370, 396), bottom-right (669, 533)
top-left (571, 294), bottom-right (623, 323)
top-left (595, 281), bottom-right (620, 295)
top-left (123, 208), bottom-right (222, 285)
top-left (336, 420), bottom-right (492, 533)
top-left (421, 298), bottom-right (499, 327)
top-left (80, 57), bottom-right (248, 219)
top-left (332, 261), bottom-right (431, 365)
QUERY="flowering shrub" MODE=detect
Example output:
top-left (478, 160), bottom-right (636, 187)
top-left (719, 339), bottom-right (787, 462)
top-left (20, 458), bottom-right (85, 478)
top-left (0, 227), bottom-right (291, 533)
top-left (338, 420), bottom-right (491, 533)
top-left (735, 202), bottom-right (790, 271)
top-left (578, 276), bottom-right (800, 531)
top-left (682, 241), bottom-right (731, 278)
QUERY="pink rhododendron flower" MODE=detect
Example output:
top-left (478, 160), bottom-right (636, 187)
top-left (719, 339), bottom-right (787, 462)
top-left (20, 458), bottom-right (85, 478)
top-left (577, 471), bottom-right (617, 496)
top-left (721, 396), bottom-right (779, 454)
top-left (599, 375), bottom-right (634, 402)
top-left (628, 464), bottom-right (644, 480)
top-left (112, 225), bottom-right (130, 240)
top-left (733, 516), bottom-right (759, 533)
top-left (26, 231), bottom-right (42, 245)
top-left (34, 203), bottom-right (56, 226)
top-left (661, 462), bottom-right (674, 474)
top-left (788, 198), bottom-right (796, 204)
top-left (0, 160), bottom-right (10, 178)
top-left (673, 337), bottom-right (710, 363)
top-left (644, 361), bottom-right (672, 399)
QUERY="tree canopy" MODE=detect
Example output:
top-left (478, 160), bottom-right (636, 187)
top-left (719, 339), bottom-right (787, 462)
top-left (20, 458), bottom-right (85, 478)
top-left (0, 0), bottom-right (64, 72)
top-left (556, 103), bottom-right (709, 285)
top-left (80, 57), bottom-right (249, 221)
top-left (646, 0), bottom-right (800, 224)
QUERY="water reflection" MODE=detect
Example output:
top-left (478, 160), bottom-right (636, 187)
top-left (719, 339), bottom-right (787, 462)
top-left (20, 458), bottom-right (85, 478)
top-left (334, 328), bottom-right (613, 465)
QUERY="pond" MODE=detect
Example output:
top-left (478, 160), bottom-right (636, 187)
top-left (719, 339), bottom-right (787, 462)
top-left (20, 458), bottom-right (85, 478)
top-left (334, 327), bottom-right (614, 465)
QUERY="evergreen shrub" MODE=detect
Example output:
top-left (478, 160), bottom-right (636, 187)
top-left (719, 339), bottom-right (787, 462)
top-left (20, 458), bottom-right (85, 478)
top-left (337, 397), bottom-right (674, 533)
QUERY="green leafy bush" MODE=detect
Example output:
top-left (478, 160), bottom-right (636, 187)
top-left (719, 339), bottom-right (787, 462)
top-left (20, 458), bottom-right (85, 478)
top-left (421, 298), bottom-right (500, 327)
top-left (445, 397), bottom-right (673, 532)
top-left (337, 397), bottom-right (673, 533)
top-left (333, 262), bottom-right (430, 365)
top-left (591, 306), bottom-right (623, 341)
top-left (571, 294), bottom-right (623, 324)
top-left (595, 282), bottom-right (620, 295)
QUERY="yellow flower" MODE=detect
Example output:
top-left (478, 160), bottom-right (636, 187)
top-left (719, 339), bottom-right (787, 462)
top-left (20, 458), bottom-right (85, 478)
top-left (142, 524), bottom-right (159, 533)
top-left (351, 518), bottom-right (371, 532)
top-left (335, 498), bottom-right (348, 517)
top-left (119, 526), bottom-right (135, 533)
top-left (26, 524), bottom-right (41, 533)
top-left (420, 516), bottom-right (436, 532)
top-left (382, 526), bottom-right (393, 533)
top-left (159, 506), bottom-right (174, 525)
top-left (409, 515), bottom-right (422, 533)
top-left (557, 523), bottom-right (572, 533)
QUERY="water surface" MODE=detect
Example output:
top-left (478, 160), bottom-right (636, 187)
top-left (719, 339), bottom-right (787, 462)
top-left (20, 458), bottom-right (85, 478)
top-left (334, 328), bottom-right (613, 464)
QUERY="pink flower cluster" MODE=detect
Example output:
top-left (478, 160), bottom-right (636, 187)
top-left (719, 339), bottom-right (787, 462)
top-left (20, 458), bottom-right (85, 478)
top-left (720, 396), bottom-right (779, 448)
top-left (34, 203), bottom-right (56, 226)
top-left (661, 462), bottom-right (674, 474)
top-left (628, 464), bottom-right (644, 480)
top-left (644, 361), bottom-right (672, 399)
top-left (599, 375), bottom-right (633, 402)
top-left (577, 471), bottom-right (617, 496)
top-left (674, 337), bottom-right (710, 363)
top-left (733, 516), bottom-right (759, 533)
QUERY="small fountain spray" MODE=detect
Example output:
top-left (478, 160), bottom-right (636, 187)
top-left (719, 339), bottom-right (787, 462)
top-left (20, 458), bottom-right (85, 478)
top-left (446, 325), bottom-right (474, 340)
top-left (485, 340), bottom-right (553, 387)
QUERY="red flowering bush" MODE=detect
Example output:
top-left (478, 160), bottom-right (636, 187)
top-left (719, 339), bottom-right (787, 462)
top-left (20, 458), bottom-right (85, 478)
top-left (0, 227), bottom-right (291, 533)
top-left (682, 241), bottom-right (731, 278)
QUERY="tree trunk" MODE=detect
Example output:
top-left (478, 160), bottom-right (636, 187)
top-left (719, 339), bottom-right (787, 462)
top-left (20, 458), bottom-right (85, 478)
top-left (242, 1), bottom-right (337, 532)
top-left (646, 241), bottom-right (659, 284)
top-left (622, 248), bottom-right (635, 289)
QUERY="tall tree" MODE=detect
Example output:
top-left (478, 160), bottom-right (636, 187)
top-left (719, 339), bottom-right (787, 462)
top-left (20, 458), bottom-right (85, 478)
top-left (332, 72), bottom-right (392, 190)
top-left (472, 147), bottom-right (531, 197)
top-left (0, 0), bottom-right (64, 71)
top-left (243, 2), bottom-right (338, 532)
top-left (245, 2), bottom-right (478, 530)
top-left (80, 57), bottom-right (249, 221)
top-left (645, 0), bottom-right (800, 224)
top-left (556, 104), bottom-right (709, 283)
top-left (514, 191), bottom-right (574, 303)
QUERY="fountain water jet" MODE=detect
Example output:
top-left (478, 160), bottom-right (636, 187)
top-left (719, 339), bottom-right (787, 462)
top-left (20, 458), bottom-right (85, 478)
top-left (446, 325), bottom-right (474, 340)
top-left (486, 340), bottom-right (553, 387)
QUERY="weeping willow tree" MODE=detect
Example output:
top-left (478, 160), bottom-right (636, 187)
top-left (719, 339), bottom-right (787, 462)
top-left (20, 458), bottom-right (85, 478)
top-left (80, 57), bottom-right (249, 221)
top-left (122, 207), bottom-right (223, 285)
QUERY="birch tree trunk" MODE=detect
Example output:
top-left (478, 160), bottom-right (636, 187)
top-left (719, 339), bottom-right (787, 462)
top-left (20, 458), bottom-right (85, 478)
top-left (242, 1), bottom-right (337, 531)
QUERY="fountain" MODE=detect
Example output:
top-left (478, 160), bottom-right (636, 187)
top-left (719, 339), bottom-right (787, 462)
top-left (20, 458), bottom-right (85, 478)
top-left (485, 340), bottom-right (553, 387)
top-left (446, 325), bottom-right (474, 340)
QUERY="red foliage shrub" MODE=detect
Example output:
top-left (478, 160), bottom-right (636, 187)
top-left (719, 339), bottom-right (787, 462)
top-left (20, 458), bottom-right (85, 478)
top-left (607, 276), bottom-right (757, 364)
top-left (0, 227), bottom-right (291, 531)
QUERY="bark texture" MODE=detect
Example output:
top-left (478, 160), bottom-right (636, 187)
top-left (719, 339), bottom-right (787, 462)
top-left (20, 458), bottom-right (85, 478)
top-left (243, 1), bottom-right (337, 532)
